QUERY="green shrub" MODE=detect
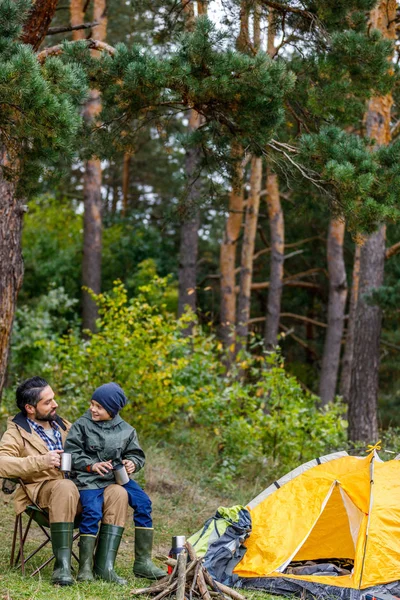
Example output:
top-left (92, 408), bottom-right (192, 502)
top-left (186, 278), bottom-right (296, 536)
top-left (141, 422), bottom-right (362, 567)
top-left (46, 278), bottom-right (346, 480)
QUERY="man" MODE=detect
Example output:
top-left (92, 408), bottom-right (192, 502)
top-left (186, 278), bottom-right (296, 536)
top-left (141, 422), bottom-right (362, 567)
top-left (0, 376), bottom-right (129, 586)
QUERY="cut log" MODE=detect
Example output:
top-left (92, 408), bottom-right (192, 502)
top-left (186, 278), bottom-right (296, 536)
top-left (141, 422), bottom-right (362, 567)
top-left (176, 552), bottom-right (188, 600)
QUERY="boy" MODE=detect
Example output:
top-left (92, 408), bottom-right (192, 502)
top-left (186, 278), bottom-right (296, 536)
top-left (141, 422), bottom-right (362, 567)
top-left (64, 382), bottom-right (166, 584)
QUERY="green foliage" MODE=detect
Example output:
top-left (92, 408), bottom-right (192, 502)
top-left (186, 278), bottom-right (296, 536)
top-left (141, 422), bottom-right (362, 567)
top-left (0, 0), bottom-right (88, 194)
top-left (20, 197), bottom-right (83, 303)
top-left (46, 279), bottom-right (345, 478)
top-left (299, 127), bottom-right (400, 232)
top-left (10, 287), bottom-right (78, 382)
top-left (87, 17), bottom-right (294, 163)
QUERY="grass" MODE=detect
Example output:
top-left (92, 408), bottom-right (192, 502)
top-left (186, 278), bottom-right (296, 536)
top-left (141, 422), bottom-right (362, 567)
top-left (0, 444), bottom-right (276, 600)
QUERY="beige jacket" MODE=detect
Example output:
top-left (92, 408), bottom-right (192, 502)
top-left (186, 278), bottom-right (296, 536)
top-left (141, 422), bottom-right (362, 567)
top-left (0, 412), bottom-right (71, 514)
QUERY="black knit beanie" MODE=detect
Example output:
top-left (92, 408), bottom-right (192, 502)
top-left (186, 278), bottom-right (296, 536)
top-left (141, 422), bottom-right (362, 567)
top-left (92, 382), bottom-right (127, 418)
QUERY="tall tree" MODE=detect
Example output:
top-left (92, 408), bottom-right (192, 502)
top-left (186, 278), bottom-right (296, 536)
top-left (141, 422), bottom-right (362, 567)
top-left (348, 0), bottom-right (396, 443)
top-left (219, 0), bottom-right (250, 351)
top-left (236, 156), bottom-right (263, 350)
top-left (340, 244), bottom-right (361, 403)
top-left (0, 0), bottom-right (87, 397)
top-left (264, 8), bottom-right (285, 351)
top-left (219, 148), bottom-right (244, 350)
top-left (319, 218), bottom-right (347, 404)
top-left (177, 0), bottom-right (205, 331)
top-left (76, 0), bottom-right (107, 332)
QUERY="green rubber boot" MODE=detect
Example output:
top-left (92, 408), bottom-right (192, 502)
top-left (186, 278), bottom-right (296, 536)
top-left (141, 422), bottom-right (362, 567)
top-left (77, 534), bottom-right (97, 582)
top-left (93, 524), bottom-right (127, 585)
top-left (50, 522), bottom-right (75, 586)
top-left (133, 527), bottom-right (167, 580)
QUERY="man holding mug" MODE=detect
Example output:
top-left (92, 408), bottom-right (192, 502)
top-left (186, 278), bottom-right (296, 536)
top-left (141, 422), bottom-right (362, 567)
top-left (0, 377), bottom-right (128, 586)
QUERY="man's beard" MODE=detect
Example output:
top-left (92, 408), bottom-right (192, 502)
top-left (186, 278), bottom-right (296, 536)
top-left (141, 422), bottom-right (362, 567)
top-left (34, 408), bottom-right (57, 422)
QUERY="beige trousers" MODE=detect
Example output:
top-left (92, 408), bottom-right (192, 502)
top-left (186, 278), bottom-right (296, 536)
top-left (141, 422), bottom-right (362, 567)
top-left (37, 479), bottom-right (128, 526)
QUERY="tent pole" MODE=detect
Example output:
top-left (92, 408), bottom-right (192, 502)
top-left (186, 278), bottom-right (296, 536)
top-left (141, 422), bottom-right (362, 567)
top-left (357, 453), bottom-right (375, 592)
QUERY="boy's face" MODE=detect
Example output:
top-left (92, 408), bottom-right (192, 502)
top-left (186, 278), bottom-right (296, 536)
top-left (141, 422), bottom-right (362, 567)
top-left (90, 399), bottom-right (112, 421)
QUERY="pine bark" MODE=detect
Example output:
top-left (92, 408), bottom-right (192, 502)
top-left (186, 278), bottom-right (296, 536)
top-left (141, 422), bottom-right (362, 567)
top-left (0, 156), bottom-right (24, 397)
top-left (219, 147), bottom-right (244, 350)
top-left (236, 157), bottom-right (262, 349)
top-left (178, 110), bottom-right (202, 325)
top-left (340, 244), bottom-right (361, 403)
top-left (319, 219), bottom-right (347, 405)
top-left (178, 1), bottom-right (206, 331)
top-left (347, 0), bottom-right (395, 443)
top-left (264, 169), bottom-right (284, 350)
top-left (20, 0), bottom-right (59, 50)
top-left (78, 0), bottom-right (107, 332)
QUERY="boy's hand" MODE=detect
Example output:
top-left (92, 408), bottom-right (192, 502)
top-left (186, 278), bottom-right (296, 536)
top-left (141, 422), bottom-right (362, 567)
top-left (92, 461), bottom-right (113, 476)
top-left (122, 459), bottom-right (136, 474)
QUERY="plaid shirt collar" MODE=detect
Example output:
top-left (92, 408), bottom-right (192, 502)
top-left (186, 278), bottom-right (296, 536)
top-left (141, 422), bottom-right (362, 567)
top-left (27, 418), bottom-right (63, 451)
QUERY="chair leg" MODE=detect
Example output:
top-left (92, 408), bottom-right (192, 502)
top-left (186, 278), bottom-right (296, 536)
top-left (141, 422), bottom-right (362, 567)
top-left (15, 513), bottom-right (33, 566)
top-left (10, 515), bottom-right (20, 567)
top-left (18, 512), bottom-right (25, 575)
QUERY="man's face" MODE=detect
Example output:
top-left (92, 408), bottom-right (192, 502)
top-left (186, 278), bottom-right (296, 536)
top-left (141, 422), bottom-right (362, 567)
top-left (26, 386), bottom-right (58, 422)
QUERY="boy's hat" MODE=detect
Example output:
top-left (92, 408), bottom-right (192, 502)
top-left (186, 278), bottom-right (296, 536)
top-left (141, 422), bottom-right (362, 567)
top-left (92, 382), bottom-right (127, 418)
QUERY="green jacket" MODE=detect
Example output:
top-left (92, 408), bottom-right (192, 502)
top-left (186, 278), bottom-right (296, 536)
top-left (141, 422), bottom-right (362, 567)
top-left (64, 410), bottom-right (145, 489)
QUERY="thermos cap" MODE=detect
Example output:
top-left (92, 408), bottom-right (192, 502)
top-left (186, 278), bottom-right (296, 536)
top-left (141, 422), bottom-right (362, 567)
top-left (172, 535), bottom-right (186, 549)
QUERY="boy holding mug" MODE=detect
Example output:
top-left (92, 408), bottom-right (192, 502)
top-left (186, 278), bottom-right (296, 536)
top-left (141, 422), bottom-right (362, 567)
top-left (65, 382), bottom-right (165, 584)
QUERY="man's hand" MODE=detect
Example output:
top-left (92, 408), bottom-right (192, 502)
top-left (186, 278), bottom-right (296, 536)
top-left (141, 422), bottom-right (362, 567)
top-left (122, 459), bottom-right (136, 474)
top-left (92, 461), bottom-right (113, 476)
top-left (44, 449), bottom-right (63, 469)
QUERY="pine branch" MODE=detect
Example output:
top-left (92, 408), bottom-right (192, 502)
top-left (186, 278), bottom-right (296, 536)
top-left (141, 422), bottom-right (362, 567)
top-left (37, 39), bottom-right (115, 63)
top-left (46, 21), bottom-right (99, 36)
top-left (386, 241), bottom-right (400, 259)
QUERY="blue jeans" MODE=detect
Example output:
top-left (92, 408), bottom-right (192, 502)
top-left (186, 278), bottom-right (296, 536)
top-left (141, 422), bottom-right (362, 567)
top-left (79, 480), bottom-right (153, 535)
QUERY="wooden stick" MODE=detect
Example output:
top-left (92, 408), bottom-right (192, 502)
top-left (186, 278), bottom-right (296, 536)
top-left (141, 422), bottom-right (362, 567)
top-left (185, 541), bottom-right (197, 562)
top-left (197, 568), bottom-right (212, 600)
top-left (176, 552), bottom-right (188, 600)
top-left (212, 582), bottom-right (246, 600)
top-left (189, 561), bottom-right (202, 600)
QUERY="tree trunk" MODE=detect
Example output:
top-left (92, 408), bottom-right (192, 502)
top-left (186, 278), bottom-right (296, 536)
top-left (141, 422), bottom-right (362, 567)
top-left (340, 244), bottom-right (361, 402)
top-left (0, 1), bottom-right (59, 397)
top-left (348, 227), bottom-right (386, 442)
top-left (0, 157), bottom-right (24, 397)
top-left (177, 1), bottom-right (206, 332)
top-left (79, 0), bottom-right (107, 332)
top-left (219, 146), bottom-right (244, 350)
top-left (347, 0), bottom-right (395, 443)
top-left (264, 170), bottom-right (284, 350)
top-left (21, 0), bottom-right (59, 50)
top-left (319, 218), bottom-right (347, 405)
top-left (122, 153), bottom-right (132, 216)
top-left (236, 157), bottom-right (262, 350)
top-left (178, 110), bottom-right (202, 326)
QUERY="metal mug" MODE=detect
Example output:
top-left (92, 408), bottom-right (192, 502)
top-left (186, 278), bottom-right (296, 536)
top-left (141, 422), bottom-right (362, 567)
top-left (114, 464), bottom-right (129, 485)
top-left (60, 452), bottom-right (72, 472)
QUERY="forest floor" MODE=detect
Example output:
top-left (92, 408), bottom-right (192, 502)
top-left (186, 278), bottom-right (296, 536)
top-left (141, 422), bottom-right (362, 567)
top-left (0, 444), bottom-right (276, 600)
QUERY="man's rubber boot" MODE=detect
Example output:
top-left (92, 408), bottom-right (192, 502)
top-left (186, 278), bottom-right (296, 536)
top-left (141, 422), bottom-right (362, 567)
top-left (50, 522), bottom-right (75, 586)
top-left (133, 527), bottom-right (167, 580)
top-left (93, 524), bottom-right (127, 585)
top-left (77, 534), bottom-right (97, 582)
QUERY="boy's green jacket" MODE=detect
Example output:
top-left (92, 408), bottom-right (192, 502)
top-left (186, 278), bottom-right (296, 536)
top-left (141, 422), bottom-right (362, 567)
top-left (64, 410), bottom-right (145, 489)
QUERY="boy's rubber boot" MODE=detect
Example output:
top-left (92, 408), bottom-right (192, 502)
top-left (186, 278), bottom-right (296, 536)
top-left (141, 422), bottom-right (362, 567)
top-left (93, 524), bottom-right (127, 585)
top-left (133, 527), bottom-right (167, 580)
top-left (77, 534), bottom-right (97, 582)
top-left (50, 522), bottom-right (75, 586)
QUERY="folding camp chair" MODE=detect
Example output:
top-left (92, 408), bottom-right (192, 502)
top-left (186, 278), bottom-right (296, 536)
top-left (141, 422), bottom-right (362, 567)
top-left (6, 479), bottom-right (80, 576)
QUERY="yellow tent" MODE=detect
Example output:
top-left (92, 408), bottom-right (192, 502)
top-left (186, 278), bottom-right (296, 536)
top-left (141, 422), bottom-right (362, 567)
top-left (234, 451), bottom-right (400, 591)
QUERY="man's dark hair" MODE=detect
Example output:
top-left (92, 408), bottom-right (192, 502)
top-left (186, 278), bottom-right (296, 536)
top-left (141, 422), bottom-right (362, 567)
top-left (16, 377), bottom-right (49, 416)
